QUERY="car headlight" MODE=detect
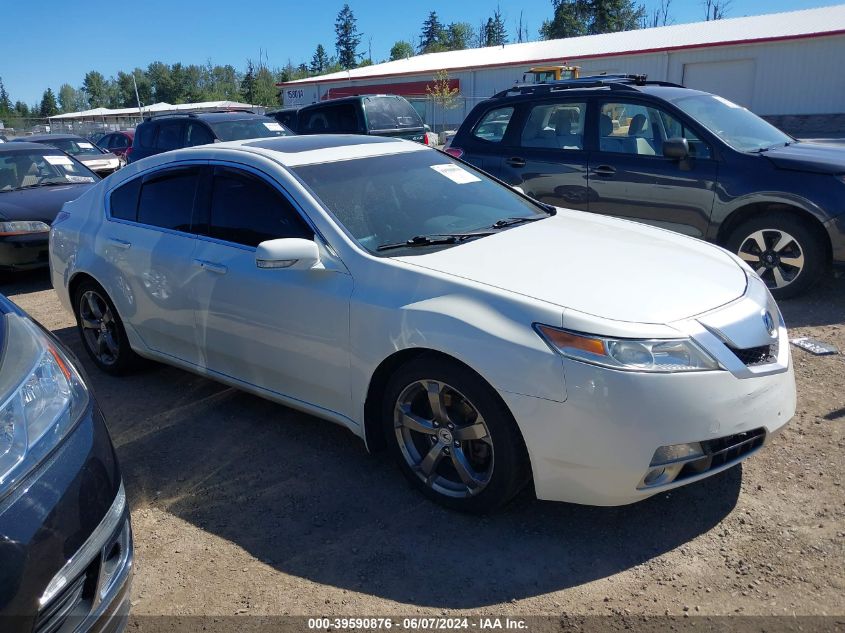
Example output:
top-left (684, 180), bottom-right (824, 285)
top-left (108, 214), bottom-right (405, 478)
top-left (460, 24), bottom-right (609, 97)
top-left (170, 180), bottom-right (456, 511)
top-left (534, 324), bottom-right (721, 373)
top-left (0, 221), bottom-right (51, 236)
top-left (0, 312), bottom-right (89, 486)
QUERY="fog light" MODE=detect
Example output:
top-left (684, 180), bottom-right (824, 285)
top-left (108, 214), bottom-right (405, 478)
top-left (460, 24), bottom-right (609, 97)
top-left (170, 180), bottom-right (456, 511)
top-left (650, 442), bottom-right (704, 466)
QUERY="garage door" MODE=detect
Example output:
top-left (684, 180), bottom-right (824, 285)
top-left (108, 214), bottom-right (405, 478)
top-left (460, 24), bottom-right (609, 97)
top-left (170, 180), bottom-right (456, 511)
top-left (682, 59), bottom-right (756, 108)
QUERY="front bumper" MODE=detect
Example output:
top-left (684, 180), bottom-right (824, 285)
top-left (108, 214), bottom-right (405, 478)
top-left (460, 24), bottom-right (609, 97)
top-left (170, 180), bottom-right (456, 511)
top-left (0, 233), bottom-right (50, 271)
top-left (0, 403), bottom-right (133, 633)
top-left (824, 213), bottom-right (845, 264)
top-left (503, 357), bottom-right (795, 506)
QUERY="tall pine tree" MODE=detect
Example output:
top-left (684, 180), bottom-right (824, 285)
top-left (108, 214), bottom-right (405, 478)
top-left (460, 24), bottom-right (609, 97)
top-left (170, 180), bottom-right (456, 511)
top-left (484, 7), bottom-right (508, 46)
top-left (39, 88), bottom-right (59, 117)
top-left (310, 44), bottom-right (330, 75)
top-left (419, 11), bottom-right (445, 53)
top-left (335, 4), bottom-right (361, 70)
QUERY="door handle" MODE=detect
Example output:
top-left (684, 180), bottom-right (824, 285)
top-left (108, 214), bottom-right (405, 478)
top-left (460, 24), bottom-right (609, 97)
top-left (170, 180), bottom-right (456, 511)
top-left (594, 165), bottom-right (617, 177)
top-left (108, 237), bottom-right (131, 249)
top-left (193, 259), bottom-right (228, 274)
top-left (506, 157), bottom-right (526, 168)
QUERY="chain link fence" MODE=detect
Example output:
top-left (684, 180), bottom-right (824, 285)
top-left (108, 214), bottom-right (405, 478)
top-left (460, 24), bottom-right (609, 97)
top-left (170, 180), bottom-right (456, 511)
top-left (1, 115), bottom-right (145, 142)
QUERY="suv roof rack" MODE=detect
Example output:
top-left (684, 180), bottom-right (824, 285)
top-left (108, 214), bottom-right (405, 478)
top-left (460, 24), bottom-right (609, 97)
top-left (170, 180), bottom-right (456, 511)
top-left (143, 109), bottom-right (257, 121)
top-left (493, 74), bottom-right (683, 98)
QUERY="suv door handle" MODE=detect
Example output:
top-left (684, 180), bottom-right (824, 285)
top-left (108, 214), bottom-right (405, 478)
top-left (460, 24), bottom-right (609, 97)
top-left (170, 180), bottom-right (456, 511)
top-left (108, 237), bottom-right (131, 249)
top-left (506, 157), bottom-right (527, 168)
top-left (594, 165), bottom-right (617, 177)
top-left (194, 259), bottom-right (228, 275)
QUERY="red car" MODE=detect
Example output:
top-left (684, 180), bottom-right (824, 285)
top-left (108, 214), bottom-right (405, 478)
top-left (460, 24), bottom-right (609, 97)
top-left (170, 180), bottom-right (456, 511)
top-left (96, 129), bottom-right (135, 162)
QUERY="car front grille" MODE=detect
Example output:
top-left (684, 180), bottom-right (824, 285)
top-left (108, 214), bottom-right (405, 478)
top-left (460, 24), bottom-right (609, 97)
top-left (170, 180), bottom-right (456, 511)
top-left (33, 570), bottom-right (91, 633)
top-left (727, 343), bottom-right (778, 366)
top-left (676, 428), bottom-right (767, 481)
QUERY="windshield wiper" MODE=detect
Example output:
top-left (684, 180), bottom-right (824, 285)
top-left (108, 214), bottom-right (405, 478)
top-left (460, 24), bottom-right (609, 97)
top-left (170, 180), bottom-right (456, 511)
top-left (491, 216), bottom-right (546, 229)
top-left (15, 181), bottom-right (70, 190)
top-left (377, 232), bottom-right (496, 252)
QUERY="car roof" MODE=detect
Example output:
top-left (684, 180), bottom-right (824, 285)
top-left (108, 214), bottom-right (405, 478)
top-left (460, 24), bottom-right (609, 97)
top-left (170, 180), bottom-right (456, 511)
top-left (141, 111), bottom-right (268, 124)
top-left (0, 141), bottom-right (66, 153)
top-left (300, 94), bottom-right (405, 109)
top-left (486, 81), bottom-right (711, 105)
top-left (21, 134), bottom-right (83, 142)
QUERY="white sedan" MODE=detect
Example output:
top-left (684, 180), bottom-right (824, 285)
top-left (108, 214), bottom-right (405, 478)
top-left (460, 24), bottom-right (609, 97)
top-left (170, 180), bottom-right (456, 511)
top-left (49, 135), bottom-right (796, 512)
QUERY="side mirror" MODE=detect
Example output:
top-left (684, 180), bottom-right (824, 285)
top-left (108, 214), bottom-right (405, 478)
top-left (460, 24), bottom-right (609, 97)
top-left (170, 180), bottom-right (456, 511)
top-left (663, 137), bottom-right (690, 159)
top-left (255, 238), bottom-right (320, 270)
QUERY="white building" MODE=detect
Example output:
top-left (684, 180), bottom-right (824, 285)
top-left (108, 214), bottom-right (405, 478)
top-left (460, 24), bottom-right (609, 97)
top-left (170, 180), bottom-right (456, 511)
top-left (279, 4), bottom-right (845, 133)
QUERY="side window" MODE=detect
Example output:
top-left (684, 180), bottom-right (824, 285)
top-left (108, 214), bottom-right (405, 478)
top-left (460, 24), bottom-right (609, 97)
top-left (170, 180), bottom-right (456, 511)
top-left (185, 122), bottom-right (215, 147)
top-left (208, 167), bottom-right (313, 247)
top-left (109, 177), bottom-right (142, 221)
top-left (519, 102), bottom-right (586, 150)
top-left (304, 110), bottom-right (330, 133)
top-left (112, 135), bottom-right (129, 149)
top-left (155, 122), bottom-right (184, 150)
top-left (599, 102), bottom-right (713, 159)
top-left (137, 167), bottom-right (200, 231)
top-left (137, 124), bottom-right (156, 148)
top-left (304, 105), bottom-right (359, 134)
top-left (472, 107), bottom-right (514, 143)
top-left (657, 110), bottom-right (712, 159)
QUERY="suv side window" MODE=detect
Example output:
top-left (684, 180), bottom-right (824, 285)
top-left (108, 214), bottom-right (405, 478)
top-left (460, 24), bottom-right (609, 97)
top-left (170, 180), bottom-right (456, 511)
top-left (186, 122), bottom-right (215, 147)
top-left (472, 107), bottom-right (514, 143)
top-left (137, 167), bottom-right (200, 231)
top-left (303, 104), bottom-right (359, 134)
top-left (112, 134), bottom-right (129, 149)
top-left (137, 123), bottom-right (156, 148)
top-left (599, 101), bottom-right (712, 158)
top-left (208, 167), bottom-right (313, 247)
top-left (520, 102), bottom-right (586, 150)
top-left (156, 121), bottom-right (184, 151)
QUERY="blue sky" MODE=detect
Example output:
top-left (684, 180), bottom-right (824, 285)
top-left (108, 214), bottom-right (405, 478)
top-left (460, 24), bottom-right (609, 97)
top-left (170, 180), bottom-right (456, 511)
top-left (0, 0), bottom-right (834, 105)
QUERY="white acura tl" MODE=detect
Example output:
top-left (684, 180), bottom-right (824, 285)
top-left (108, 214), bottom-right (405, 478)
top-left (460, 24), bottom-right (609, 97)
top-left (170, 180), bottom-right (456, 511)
top-left (49, 135), bottom-right (796, 512)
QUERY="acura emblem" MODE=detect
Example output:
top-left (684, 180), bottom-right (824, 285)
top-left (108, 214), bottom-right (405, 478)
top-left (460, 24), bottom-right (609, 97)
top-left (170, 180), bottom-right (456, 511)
top-left (762, 311), bottom-right (776, 337)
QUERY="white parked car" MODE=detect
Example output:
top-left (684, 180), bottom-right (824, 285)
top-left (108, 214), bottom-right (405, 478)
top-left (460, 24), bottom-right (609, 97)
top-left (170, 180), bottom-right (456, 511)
top-left (49, 135), bottom-right (796, 512)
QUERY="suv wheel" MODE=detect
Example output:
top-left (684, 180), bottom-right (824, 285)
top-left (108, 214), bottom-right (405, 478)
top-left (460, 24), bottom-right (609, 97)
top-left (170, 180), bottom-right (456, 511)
top-left (382, 354), bottom-right (530, 513)
top-left (727, 213), bottom-right (825, 299)
top-left (73, 280), bottom-right (140, 375)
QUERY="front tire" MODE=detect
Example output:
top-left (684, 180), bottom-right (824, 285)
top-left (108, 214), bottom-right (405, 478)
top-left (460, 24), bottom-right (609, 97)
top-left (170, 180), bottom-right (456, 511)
top-left (726, 213), bottom-right (826, 299)
top-left (382, 354), bottom-right (530, 513)
top-left (73, 280), bottom-right (140, 375)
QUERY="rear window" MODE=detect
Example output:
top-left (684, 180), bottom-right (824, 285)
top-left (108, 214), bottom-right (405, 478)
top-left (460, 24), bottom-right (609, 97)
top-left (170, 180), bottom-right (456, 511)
top-left (109, 177), bottom-right (141, 221)
top-left (207, 117), bottom-right (291, 141)
top-left (301, 105), bottom-right (360, 134)
top-left (363, 97), bottom-right (424, 131)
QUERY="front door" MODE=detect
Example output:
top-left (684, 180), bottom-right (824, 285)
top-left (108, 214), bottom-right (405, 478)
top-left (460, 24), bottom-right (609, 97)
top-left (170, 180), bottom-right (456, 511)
top-left (588, 99), bottom-right (718, 238)
top-left (190, 165), bottom-right (355, 417)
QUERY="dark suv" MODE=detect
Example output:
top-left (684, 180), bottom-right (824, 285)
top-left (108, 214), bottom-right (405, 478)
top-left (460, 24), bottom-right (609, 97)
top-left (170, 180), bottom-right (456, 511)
top-left (448, 75), bottom-right (845, 298)
top-left (295, 95), bottom-right (427, 143)
top-left (128, 111), bottom-right (293, 163)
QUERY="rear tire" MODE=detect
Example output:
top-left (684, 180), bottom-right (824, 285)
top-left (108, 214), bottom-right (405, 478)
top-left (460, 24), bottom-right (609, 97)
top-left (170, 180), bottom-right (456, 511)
top-left (726, 213), bottom-right (826, 299)
top-left (382, 354), bottom-right (530, 513)
top-left (73, 279), bottom-right (140, 375)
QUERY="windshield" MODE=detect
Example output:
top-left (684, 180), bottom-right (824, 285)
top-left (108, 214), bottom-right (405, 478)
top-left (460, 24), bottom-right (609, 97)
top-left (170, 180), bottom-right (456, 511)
top-left (670, 94), bottom-right (792, 152)
top-left (43, 138), bottom-right (104, 157)
top-left (363, 97), bottom-right (424, 131)
top-left (0, 151), bottom-right (98, 191)
top-left (293, 149), bottom-right (547, 255)
top-left (208, 117), bottom-right (292, 141)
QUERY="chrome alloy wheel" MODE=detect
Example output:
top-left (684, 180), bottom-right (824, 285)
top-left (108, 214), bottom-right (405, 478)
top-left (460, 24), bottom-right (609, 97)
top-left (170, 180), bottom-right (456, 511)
top-left (394, 380), bottom-right (494, 498)
top-left (79, 290), bottom-right (120, 366)
top-left (736, 229), bottom-right (805, 290)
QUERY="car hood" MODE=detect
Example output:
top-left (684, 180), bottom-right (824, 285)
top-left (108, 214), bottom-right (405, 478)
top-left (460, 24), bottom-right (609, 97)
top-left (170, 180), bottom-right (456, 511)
top-left (78, 152), bottom-right (118, 165)
top-left (763, 142), bottom-right (845, 174)
top-left (0, 184), bottom-right (94, 224)
top-left (395, 211), bottom-right (748, 324)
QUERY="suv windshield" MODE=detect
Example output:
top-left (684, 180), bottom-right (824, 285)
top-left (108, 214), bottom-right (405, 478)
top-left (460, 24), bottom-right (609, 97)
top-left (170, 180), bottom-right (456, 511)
top-left (670, 94), bottom-right (792, 153)
top-left (207, 117), bottom-right (292, 141)
top-left (0, 151), bottom-right (98, 191)
top-left (363, 97), bottom-right (424, 131)
top-left (293, 149), bottom-right (546, 254)
top-left (43, 138), bottom-right (104, 157)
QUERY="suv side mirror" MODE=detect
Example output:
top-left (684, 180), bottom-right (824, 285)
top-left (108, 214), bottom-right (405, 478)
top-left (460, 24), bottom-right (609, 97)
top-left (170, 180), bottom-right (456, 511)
top-left (663, 137), bottom-right (690, 159)
top-left (255, 238), bottom-right (320, 270)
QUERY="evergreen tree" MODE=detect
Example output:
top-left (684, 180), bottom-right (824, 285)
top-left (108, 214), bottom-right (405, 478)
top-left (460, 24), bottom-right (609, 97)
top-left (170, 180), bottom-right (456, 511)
top-left (240, 60), bottom-right (257, 104)
top-left (389, 41), bottom-right (415, 61)
top-left (419, 11), bottom-right (445, 53)
top-left (82, 71), bottom-right (108, 108)
top-left (540, 0), bottom-right (591, 39)
top-left (444, 23), bottom-right (475, 50)
top-left (14, 101), bottom-right (29, 118)
top-left (592, 0), bottom-right (644, 33)
top-left (484, 8), bottom-right (508, 46)
top-left (540, 0), bottom-right (644, 39)
top-left (39, 88), bottom-right (59, 117)
top-left (0, 77), bottom-right (11, 121)
top-left (58, 84), bottom-right (85, 113)
top-left (335, 4), bottom-right (361, 70)
top-left (310, 44), bottom-right (330, 75)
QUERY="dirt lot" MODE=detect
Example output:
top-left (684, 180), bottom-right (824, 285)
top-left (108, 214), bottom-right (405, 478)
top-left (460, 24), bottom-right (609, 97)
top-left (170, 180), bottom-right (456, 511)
top-left (2, 269), bottom-right (843, 622)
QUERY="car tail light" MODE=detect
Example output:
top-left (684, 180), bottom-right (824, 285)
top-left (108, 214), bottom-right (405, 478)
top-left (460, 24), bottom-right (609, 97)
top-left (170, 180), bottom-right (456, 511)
top-left (423, 134), bottom-right (430, 145)
top-left (444, 147), bottom-right (463, 159)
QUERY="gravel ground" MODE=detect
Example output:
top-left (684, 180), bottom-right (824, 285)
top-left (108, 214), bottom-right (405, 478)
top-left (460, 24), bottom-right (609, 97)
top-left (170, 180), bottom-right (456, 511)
top-left (1, 268), bottom-right (843, 622)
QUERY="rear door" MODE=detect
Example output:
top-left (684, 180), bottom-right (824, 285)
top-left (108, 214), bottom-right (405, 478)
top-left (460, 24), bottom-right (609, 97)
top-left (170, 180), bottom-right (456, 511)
top-left (498, 99), bottom-right (592, 211)
top-left (588, 98), bottom-right (718, 238)
top-left (458, 104), bottom-right (518, 176)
